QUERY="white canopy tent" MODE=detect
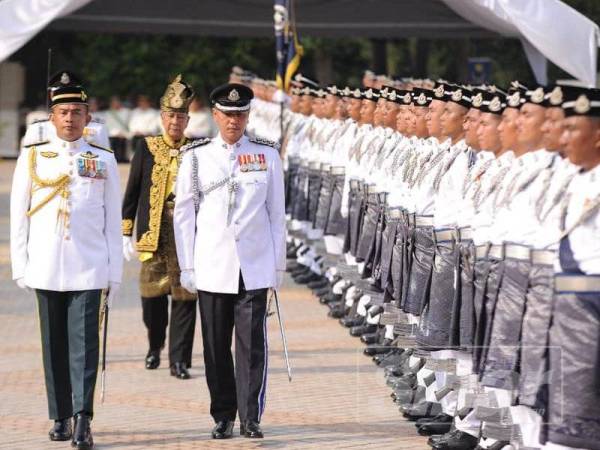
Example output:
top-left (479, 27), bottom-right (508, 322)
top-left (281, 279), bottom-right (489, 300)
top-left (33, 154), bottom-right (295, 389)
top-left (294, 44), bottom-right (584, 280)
top-left (0, 0), bottom-right (599, 85)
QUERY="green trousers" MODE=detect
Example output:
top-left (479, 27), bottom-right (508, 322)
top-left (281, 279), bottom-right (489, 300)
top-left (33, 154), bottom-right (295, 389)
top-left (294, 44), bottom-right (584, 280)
top-left (36, 289), bottom-right (101, 420)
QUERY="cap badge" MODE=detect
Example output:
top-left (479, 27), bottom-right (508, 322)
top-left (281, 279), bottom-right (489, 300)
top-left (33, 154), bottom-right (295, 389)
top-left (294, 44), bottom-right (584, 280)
top-left (507, 92), bottom-right (521, 108)
top-left (451, 89), bottom-right (463, 102)
top-left (549, 87), bottom-right (563, 106)
top-left (389, 90), bottom-right (397, 101)
top-left (434, 85), bottom-right (444, 98)
top-left (81, 91), bottom-right (87, 101)
top-left (489, 96), bottom-right (502, 112)
top-left (60, 72), bottom-right (70, 85)
top-left (353, 89), bottom-right (361, 98)
top-left (417, 93), bottom-right (427, 105)
top-left (471, 93), bottom-right (483, 108)
top-left (531, 87), bottom-right (544, 104)
top-left (403, 93), bottom-right (412, 104)
top-left (574, 94), bottom-right (591, 114)
top-left (228, 89), bottom-right (240, 101)
top-left (365, 89), bottom-right (373, 99)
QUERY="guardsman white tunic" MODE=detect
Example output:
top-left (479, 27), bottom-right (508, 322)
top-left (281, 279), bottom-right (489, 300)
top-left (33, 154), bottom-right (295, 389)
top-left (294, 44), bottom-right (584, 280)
top-left (10, 135), bottom-right (122, 291)
top-left (174, 134), bottom-right (286, 294)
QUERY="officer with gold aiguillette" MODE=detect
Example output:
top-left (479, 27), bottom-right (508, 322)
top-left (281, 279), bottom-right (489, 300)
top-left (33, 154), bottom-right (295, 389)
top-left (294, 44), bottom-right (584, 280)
top-left (10, 71), bottom-right (122, 450)
top-left (121, 75), bottom-right (199, 379)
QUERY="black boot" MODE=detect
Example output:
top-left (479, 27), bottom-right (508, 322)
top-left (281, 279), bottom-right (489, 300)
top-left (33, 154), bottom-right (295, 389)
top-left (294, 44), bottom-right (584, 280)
top-left (72, 413), bottom-right (93, 450)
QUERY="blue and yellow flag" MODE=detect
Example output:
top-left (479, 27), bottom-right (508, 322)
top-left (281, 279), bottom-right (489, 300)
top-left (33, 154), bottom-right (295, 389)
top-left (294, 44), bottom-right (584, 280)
top-left (274, 0), bottom-right (303, 92)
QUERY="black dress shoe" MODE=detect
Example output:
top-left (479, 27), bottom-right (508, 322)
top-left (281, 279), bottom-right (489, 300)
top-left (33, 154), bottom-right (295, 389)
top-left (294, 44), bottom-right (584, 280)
top-left (416, 413), bottom-right (453, 436)
top-left (72, 413), bottom-right (93, 450)
top-left (49, 417), bottom-right (72, 441)
top-left (340, 316), bottom-right (364, 328)
top-left (170, 362), bottom-right (191, 379)
top-left (432, 430), bottom-right (478, 449)
top-left (240, 420), bottom-right (264, 438)
top-left (308, 278), bottom-right (328, 289)
top-left (402, 401), bottom-right (442, 420)
top-left (350, 323), bottom-right (377, 337)
top-left (211, 420), bottom-right (234, 439)
top-left (145, 350), bottom-right (160, 369)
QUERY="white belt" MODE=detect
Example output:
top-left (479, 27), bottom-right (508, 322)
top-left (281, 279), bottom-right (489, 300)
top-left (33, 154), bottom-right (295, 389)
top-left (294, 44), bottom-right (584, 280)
top-left (504, 244), bottom-right (531, 261)
top-left (415, 215), bottom-right (434, 227)
top-left (555, 274), bottom-right (600, 292)
top-left (434, 228), bottom-right (454, 242)
top-left (531, 249), bottom-right (555, 266)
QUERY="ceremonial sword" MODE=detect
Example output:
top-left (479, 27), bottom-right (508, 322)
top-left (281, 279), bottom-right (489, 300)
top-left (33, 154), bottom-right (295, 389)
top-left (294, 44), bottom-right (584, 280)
top-left (99, 293), bottom-right (109, 403)
top-left (272, 289), bottom-right (292, 382)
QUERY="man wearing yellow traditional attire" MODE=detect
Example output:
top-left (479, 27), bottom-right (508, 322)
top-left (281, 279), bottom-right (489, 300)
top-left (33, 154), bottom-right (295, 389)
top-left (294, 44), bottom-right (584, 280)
top-left (122, 75), bottom-right (200, 379)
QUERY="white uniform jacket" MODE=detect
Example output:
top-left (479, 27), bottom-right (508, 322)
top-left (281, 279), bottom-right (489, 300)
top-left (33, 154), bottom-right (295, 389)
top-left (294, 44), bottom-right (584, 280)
top-left (174, 134), bottom-right (286, 294)
top-left (10, 136), bottom-right (123, 291)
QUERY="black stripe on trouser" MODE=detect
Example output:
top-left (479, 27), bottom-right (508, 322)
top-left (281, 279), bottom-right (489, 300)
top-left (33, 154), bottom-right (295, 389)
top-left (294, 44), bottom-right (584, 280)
top-left (369, 206), bottom-right (387, 287)
top-left (379, 219), bottom-right (399, 299)
top-left (471, 259), bottom-right (492, 369)
top-left (519, 264), bottom-right (554, 408)
top-left (314, 173), bottom-right (333, 230)
top-left (343, 187), bottom-right (357, 253)
top-left (473, 259), bottom-right (504, 376)
top-left (198, 280), bottom-right (268, 423)
top-left (400, 220), bottom-right (414, 311)
top-left (349, 189), bottom-right (366, 256)
top-left (457, 242), bottom-right (476, 349)
top-left (448, 244), bottom-right (463, 348)
top-left (285, 164), bottom-right (299, 214)
top-left (417, 240), bottom-right (456, 349)
top-left (404, 226), bottom-right (434, 316)
top-left (547, 292), bottom-right (600, 450)
top-left (481, 259), bottom-right (530, 389)
top-left (356, 197), bottom-right (379, 263)
top-left (307, 169), bottom-right (322, 225)
top-left (325, 175), bottom-right (346, 236)
top-left (291, 167), bottom-right (309, 221)
top-left (36, 289), bottom-right (101, 420)
top-left (389, 225), bottom-right (404, 305)
top-left (478, 260), bottom-right (505, 379)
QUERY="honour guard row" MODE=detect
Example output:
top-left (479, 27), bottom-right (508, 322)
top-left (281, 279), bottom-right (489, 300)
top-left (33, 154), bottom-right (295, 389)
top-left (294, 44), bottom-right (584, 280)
top-left (10, 70), bottom-right (285, 448)
top-left (275, 71), bottom-right (600, 450)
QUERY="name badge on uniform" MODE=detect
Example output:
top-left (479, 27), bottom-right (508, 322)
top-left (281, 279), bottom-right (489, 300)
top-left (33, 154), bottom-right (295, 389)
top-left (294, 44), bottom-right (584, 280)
top-left (238, 153), bottom-right (267, 172)
top-left (77, 156), bottom-right (107, 179)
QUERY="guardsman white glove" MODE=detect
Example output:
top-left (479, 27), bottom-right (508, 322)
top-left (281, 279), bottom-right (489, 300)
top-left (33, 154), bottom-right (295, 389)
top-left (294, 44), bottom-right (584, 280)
top-left (106, 282), bottom-right (121, 308)
top-left (15, 277), bottom-right (31, 292)
top-left (180, 269), bottom-right (196, 294)
top-left (122, 236), bottom-right (136, 261)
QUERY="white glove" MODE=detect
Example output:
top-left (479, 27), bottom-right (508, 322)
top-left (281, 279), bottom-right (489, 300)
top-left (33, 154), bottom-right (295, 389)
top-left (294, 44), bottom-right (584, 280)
top-left (180, 269), bottom-right (196, 294)
top-left (275, 270), bottom-right (285, 289)
top-left (122, 236), bottom-right (136, 262)
top-left (105, 282), bottom-right (120, 308)
top-left (15, 277), bottom-right (31, 292)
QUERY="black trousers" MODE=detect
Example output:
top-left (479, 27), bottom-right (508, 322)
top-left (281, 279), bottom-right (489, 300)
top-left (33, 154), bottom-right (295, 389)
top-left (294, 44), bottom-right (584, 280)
top-left (36, 289), bottom-right (101, 420)
top-left (142, 297), bottom-right (197, 367)
top-left (198, 277), bottom-right (268, 423)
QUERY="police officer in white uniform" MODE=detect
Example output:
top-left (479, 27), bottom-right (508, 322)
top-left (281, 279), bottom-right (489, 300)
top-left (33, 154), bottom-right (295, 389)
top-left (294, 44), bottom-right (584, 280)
top-left (173, 83), bottom-right (286, 440)
top-left (10, 71), bottom-right (122, 450)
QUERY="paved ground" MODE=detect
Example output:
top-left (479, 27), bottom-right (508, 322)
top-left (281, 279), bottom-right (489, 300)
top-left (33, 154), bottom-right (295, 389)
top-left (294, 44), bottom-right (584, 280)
top-left (0, 160), bottom-right (429, 449)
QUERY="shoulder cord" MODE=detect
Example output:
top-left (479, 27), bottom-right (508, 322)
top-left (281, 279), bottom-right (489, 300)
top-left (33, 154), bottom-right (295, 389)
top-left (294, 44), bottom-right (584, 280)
top-left (26, 147), bottom-right (70, 217)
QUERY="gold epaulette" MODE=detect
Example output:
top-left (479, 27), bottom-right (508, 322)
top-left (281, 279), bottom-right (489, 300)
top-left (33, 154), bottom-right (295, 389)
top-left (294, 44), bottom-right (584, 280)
top-left (24, 140), bottom-right (49, 148)
top-left (89, 142), bottom-right (114, 153)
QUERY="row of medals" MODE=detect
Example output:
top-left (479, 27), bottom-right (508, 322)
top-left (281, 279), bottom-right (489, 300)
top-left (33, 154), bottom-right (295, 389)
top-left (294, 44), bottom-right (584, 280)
top-left (239, 154), bottom-right (267, 172)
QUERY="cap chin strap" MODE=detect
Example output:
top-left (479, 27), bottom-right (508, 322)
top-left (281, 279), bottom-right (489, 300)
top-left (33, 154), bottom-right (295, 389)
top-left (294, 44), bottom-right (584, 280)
top-left (215, 102), bottom-right (250, 112)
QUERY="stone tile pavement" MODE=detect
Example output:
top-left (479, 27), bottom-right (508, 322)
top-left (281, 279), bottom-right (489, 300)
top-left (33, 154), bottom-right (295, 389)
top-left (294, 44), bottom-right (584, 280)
top-left (0, 160), bottom-right (429, 449)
